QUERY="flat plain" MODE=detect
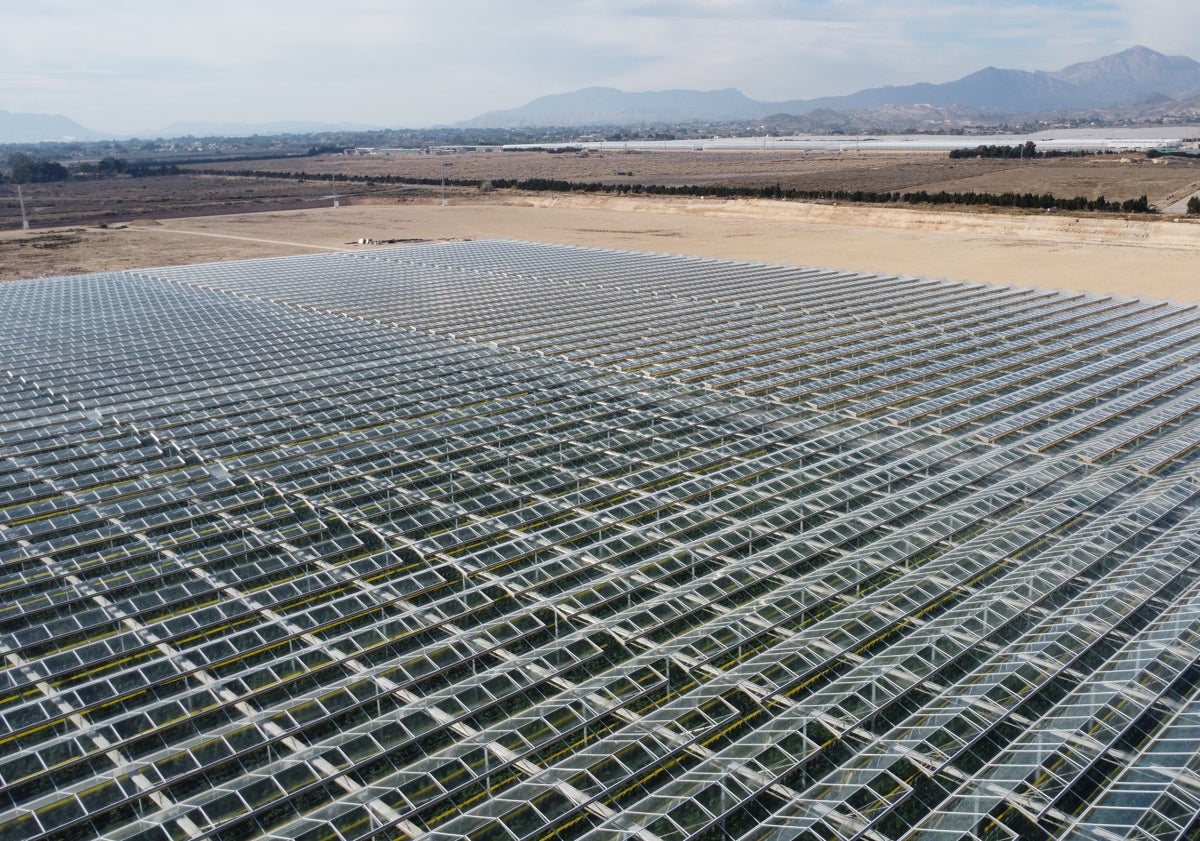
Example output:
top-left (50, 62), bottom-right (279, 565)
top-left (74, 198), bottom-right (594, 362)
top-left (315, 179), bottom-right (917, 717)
top-left (2, 149), bottom-right (1199, 302)
top-left (228, 148), bottom-right (1200, 204)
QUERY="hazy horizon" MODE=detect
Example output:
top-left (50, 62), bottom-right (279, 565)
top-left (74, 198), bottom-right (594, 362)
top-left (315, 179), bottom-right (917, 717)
top-left (5, 1), bottom-right (1200, 136)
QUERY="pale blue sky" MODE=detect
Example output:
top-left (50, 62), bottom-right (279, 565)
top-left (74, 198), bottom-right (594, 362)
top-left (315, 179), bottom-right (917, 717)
top-left (3, 0), bottom-right (1198, 135)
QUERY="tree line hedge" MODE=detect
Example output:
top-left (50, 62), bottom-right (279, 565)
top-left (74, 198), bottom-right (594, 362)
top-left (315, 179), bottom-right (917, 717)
top-left (3, 153), bottom-right (182, 183)
top-left (949, 142), bottom-right (1039, 160)
top-left (948, 142), bottom-right (1095, 160)
top-left (4, 152), bottom-right (69, 183)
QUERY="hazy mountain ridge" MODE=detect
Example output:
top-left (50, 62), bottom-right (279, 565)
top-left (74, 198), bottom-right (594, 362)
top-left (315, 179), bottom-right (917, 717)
top-left (1053, 45), bottom-right (1200, 96)
top-left (460, 87), bottom-right (767, 128)
top-left (0, 109), bottom-right (103, 142)
top-left (0, 114), bottom-right (386, 145)
top-left (5, 46), bottom-right (1200, 143)
top-left (460, 46), bottom-right (1200, 128)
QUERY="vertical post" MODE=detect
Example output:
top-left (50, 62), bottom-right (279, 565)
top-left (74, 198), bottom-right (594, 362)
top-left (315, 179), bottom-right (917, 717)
top-left (17, 185), bottom-right (30, 230)
top-left (441, 162), bottom-right (453, 206)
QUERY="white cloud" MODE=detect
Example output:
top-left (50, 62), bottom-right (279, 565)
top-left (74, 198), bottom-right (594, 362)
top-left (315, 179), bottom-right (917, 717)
top-left (2, 0), bottom-right (1197, 134)
top-left (1108, 0), bottom-right (1200, 57)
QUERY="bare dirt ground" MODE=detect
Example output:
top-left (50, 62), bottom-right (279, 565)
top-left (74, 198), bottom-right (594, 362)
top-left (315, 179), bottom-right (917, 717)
top-left (3, 148), bottom-right (1199, 301)
top-left (5, 150), bottom-right (1198, 233)
top-left (0, 174), bottom-right (350, 230)
top-left (3, 192), bottom-right (1198, 303)
top-left (217, 148), bottom-right (1200, 207)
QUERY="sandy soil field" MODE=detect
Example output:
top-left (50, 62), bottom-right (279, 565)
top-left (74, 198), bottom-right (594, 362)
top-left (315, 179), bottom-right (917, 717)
top-left (1, 192), bottom-right (1198, 303)
top-left (221, 149), bottom-right (1200, 208)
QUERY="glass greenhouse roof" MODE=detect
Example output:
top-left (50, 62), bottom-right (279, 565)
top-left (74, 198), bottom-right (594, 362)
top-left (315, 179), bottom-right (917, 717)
top-left (1, 241), bottom-right (1199, 841)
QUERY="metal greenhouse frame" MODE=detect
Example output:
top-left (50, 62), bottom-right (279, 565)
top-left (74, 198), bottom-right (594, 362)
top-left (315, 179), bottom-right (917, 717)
top-left (1, 241), bottom-right (1199, 841)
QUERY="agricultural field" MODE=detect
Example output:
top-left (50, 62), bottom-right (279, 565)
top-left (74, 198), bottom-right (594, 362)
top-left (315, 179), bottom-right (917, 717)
top-left (2, 149), bottom-right (1199, 301)
top-left (5, 149), bottom-right (1199, 235)
top-left (207, 148), bottom-right (1200, 207)
top-left (0, 173), bottom-right (355, 230)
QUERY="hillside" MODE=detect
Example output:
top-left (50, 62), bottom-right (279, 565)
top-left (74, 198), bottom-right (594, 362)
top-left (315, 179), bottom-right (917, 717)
top-left (460, 46), bottom-right (1200, 128)
top-left (0, 109), bottom-right (102, 142)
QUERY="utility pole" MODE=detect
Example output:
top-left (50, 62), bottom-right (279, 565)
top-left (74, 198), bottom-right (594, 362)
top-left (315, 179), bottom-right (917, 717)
top-left (441, 162), bottom-right (453, 206)
top-left (17, 185), bottom-right (30, 230)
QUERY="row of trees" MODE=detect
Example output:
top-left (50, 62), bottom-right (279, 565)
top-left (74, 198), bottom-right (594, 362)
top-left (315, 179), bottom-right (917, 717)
top-left (949, 143), bottom-right (1102, 160)
top-left (4, 152), bottom-right (68, 183)
top-left (4, 151), bottom-right (138, 182)
top-left (901, 190), bottom-right (1150, 213)
top-left (126, 162), bottom-right (182, 177)
top-left (949, 142), bottom-right (1039, 160)
top-left (74, 156), bottom-right (128, 176)
top-left (4, 153), bottom-right (180, 183)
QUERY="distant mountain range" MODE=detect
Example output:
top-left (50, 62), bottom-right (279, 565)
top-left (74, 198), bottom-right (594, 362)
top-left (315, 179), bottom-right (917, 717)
top-left (458, 46), bottom-right (1200, 128)
top-left (460, 88), bottom-right (768, 128)
top-left (0, 114), bottom-right (384, 144)
top-left (5, 46), bottom-right (1200, 143)
top-left (0, 109), bottom-right (103, 142)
